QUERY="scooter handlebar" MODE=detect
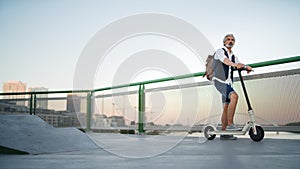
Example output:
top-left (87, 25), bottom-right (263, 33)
top-left (233, 66), bottom-right (253, 72)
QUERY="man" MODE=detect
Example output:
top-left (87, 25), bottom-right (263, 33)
top-left (213, 34), bottom-right (252, 140)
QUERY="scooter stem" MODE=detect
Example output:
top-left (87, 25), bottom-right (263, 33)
top-left (238, 69), bottom-right (253, 111)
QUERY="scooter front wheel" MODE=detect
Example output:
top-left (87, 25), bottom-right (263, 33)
top-left (249, 126), bottom-right (264, 142)
top-left (204, 125), bottom-right (216, 140)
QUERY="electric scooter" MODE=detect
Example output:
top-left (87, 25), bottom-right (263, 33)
top-left (203, 68), bottom-right (265, 142)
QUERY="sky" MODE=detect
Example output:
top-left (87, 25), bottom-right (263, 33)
top-left (1, 0), bottom-right (300, 91)
top-left (0, 0), bottom-right (300, 126)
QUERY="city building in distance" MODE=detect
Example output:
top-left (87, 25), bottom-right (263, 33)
top-left (2, 81), bottom-right (27, 106)
top-left (66, 94), bottom-right (81, 113)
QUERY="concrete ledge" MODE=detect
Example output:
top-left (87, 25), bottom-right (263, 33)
top-left (0, 115), bottom-right (99, 154)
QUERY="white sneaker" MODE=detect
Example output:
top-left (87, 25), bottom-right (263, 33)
top-left (226, 124), bottom-right (242, 131)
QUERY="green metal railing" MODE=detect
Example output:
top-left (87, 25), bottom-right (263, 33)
top-left (0, 56), bottom-right (300, 133)
top-left (248, 56), bottom-right (300, 68)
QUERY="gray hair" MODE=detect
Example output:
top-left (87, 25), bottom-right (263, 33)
top-left (223, 34), bottom-right (235, 44)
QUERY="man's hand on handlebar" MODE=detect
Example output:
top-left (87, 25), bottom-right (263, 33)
top-left (233, 63), bottom-right (253, 74)
top-left (245, 65), bottom-right (253, 74)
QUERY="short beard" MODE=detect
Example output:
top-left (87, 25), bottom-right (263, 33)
top-left (225, 43), bottom-right (234, 48)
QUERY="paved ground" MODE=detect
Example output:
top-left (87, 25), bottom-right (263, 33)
top-left (1, 134), bottom-right (300, 169)
top-left (1, 115), bottom-right (300, 169)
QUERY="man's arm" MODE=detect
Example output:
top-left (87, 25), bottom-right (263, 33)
top-left (215, 49), bottom-right (252, 71)
top-left (223, 58), bottom-right (253, 72)
top-left (223, 58), bottom-right (244, 69)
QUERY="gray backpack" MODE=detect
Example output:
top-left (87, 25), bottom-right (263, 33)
top-left (203, 54), bottom-right (215, 81)
top-left (203, 48), bottom-right (235, 81)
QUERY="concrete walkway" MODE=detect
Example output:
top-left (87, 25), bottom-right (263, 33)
top-left (0, 115), bottom-right (299, 169)
top-left (1, 133), bottom-right (300, 169)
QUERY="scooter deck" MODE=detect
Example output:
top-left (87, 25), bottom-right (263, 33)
top-left (209, 130), bottom-right (247, 135)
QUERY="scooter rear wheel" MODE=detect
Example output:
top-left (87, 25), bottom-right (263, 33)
top-left (249, 126), bottom-right (264, 142)
top-left (204, 126), bottom-right (216, 140)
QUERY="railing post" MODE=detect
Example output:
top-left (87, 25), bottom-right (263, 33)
top-left (138, 84), bottom-right (145, 134)
top-left (86, 91), bottom-right (93, 132)
top-left (29, 94), bottom-right (33, 115)
top-left (33, 94), bottom-right (36, 115)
